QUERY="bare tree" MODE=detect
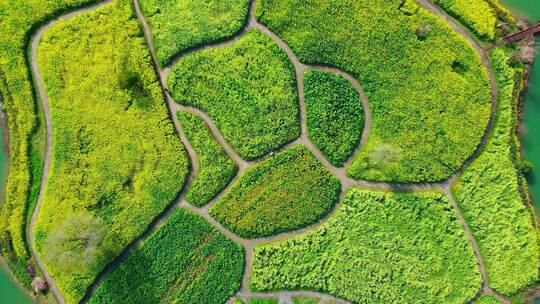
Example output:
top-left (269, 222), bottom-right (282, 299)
top-left (31, 277), bottom-right (48, 293)
top-left (367, 143), bottom-right (402, 169)
top-left (44, 212), bottom-right (105, 272)
top-left (520, 39), bottom-right (536, 64)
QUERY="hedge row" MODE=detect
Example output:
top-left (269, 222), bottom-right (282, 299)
top-left (168, 29), bottom-right (301, 161)
top-left (432, 0), bottom-right (498, 40)
top-left (139, 0), bottom-right (250, 66)
top-left (34, 1), bottom-right (189, 302)
top-left (473, 295), bottom-right (503, 304)
top-left (256, 0), bottom-right (491, 182)
top-left (0, 0), bottom-right (98, 289)
top-left (304, 70), bottom-right (364, 167)
top-left (89, 209), bottom-right (244, 304)
top-left (433, 0), bottom-right (517, 42)
top-left (210, 145), bottom-right (341, 238)
top-left (250, 188), bottom-right (482, 303)
top-left (452, 49), bottom-right (540, 296)
top-left (177, 111), bottom-right (238, 207)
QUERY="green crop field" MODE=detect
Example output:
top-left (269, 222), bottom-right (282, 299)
top-left (304, 70), bottom-right (364, 167)
top-left (33, 1), bottom-right (189, 302)
top-left (210, 145), bottom-right (340, 238)
top-left (257, 0), bottom-right (491, 183)
top-left (250, 188), bottom-right (482, 303)
top-left (168, 29), bottom-right (300, 161)
top-left (433, 0), bottom-right (516, 41)
top-left (452, 50), bottom-right (540, 297)
top-left (89, 209), bottom-right (244, 304)
top-left (1, 0), bottom-right (539, 303)
top-left (139, 0), bottom-right (250, 66)
top-left (177, 111), bottom-right (238, 207)
top-left (0, 0), bottom-right (98, 289)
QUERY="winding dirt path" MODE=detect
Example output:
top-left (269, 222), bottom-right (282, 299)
top-left (26, 0), bottom-right (511, 302)
top-left (231, 290), bottom-right (349, 304)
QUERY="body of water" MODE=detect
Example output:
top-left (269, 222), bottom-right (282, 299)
top-left (0, 121), bottom-right (32, 303)
top-left (499, 0), bottom-right (540, 210)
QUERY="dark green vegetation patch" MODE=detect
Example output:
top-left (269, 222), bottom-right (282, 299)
top-left (139, 0), bottom-right (251, 66)
top-left (250, 188), bottom-right (481, 303)
top-left (168, 29), bottom-right (301, 160)
top-left (177, 111), bottom-right (238, 207)
top-left (89, 209), bottom-right (244, 304)
top-left (210, 145), bottom-right (341, 238)
top-left (33, 2), bottom-right (189, 302)
top-left (452, 50), bottom-right (540, 296)
top-left (304, 70), bottom-right (364, 167)
top-left (257, 0), bottom-right (491, 183)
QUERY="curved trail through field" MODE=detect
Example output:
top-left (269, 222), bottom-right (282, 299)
top-left (231, 290), bottom-right (350, 304)
top-left (26, 0), bottom-right (510, 303)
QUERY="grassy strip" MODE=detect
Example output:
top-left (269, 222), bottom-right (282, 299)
top-left (177, 110), bottom-right (237, 207)
top-left (248, 298), bottom-right (279, 304)
top-left (473, 295), bottom-right (503, 304)
top-left (250, 188), bottom-right (482, 303)
top-left (432, 0), bottom-right (497, 40)
top-left (257, 0), bottom-right (491, 182)
top-left (168, 29), bottom-right (300, 160)
top-left (432, 0), bottom-right (517, 42)
top-left (139, 0), bottom-right (250, 66)
top-left (452, 49), bottom-right (540, 296)
top-left (0, 0), bottom-right (99, 290)
top-left (304, 70), bottom-right (364, 167)
top-left (89, 209), bottom-right (244, 304)
top-left (210, 145), bottom-right (340, 238)
top-left (292, 296), bottom-right (319, 304)
top-left (34, 1), bottom-right (190, 302)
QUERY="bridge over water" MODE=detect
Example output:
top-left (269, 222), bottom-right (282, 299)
top-left (487, 21), bottom-right (540, 50)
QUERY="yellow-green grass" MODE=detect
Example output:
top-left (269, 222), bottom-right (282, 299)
top-left (168, 29), bottom-right (301, 161)
top-left (250, 188), bottom-right (482, 303)
top-left (34, 1), bottom-right (189, 302)
top-left (177, 111), bottom-right (238, 207)
top-left (139, 0), bottom-right (251, 66)
top-left (257, 0), bottom-right (491, 183)
top-left (452, 49), bottom-right (540, 297)
top-left (210, 145), bottom-right (341, 238)
top-left (0, 0), bottom-right (98, 288)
